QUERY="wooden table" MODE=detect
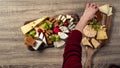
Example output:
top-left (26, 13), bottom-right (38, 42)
top-left (0, 0), bottom-right (120, 68)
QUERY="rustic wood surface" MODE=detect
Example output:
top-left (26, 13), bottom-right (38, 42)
top-left (0, 0), bottom-right (120, 68)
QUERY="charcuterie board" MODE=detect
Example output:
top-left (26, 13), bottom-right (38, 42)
top-left (21, 13), bottom-right (79, 51)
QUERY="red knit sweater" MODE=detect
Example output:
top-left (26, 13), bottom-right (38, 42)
top-left (62, 30), bottom-right (82, 68)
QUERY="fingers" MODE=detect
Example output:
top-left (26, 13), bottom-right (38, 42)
top-left (86, 3), bottom-right (98, 9)
top-left (86, 3), bottom-right (90, 8)
top-left (89, 3), bottom-right (98, 9)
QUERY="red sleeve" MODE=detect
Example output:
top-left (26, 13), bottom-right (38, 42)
top-left (62, 30), bottom-right (82, 68)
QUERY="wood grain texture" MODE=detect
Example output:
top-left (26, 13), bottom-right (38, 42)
top-left (0, 0), bottom-right (120, 68)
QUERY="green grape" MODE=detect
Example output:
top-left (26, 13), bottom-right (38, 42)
top-left (55, 35), bottom-right (60, 41)
top-left (49, 35), bottom-right (55, 42)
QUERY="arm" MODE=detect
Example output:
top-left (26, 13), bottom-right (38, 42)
top-left (62, 30), bottom-right (82, 68)
top-left (62, 3), bottom-right (98, 68)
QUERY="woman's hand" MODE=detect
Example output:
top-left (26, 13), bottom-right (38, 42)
top-left (75, 3), bottom-right (98, 33)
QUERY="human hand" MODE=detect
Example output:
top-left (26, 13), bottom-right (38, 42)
top-left (75, 3), bottom-right (98, 33)
top-left (82, 3), bottom-right (99, 21)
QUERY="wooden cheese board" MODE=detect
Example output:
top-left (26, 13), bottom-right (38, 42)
top-left (84, 12), bottom-right (113, 68)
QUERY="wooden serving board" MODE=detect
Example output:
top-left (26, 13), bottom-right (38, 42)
top-left (84, 13), bottom-right (113, 68)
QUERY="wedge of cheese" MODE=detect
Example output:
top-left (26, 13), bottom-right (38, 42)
top-left (99, 4), bottom-right (112, 16)
top-left (54, 40), bottom-right (65, 48)
top-left (21, 16), bottom-right (48, 34)
top-left (99, 4), bottom-right (109, 14)
top-left (97, 28), bottom-right (108, 40)
top-left (82, 37), bottom-right (93, 48)
top-left (91, 38), bottom-right (100, 48)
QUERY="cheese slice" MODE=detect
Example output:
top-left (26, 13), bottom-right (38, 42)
top-left (21, 16), bottom-right (47, 34)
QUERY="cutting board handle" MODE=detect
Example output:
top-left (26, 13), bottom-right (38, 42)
top-left (84, 47), bottom-right (95, 68)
